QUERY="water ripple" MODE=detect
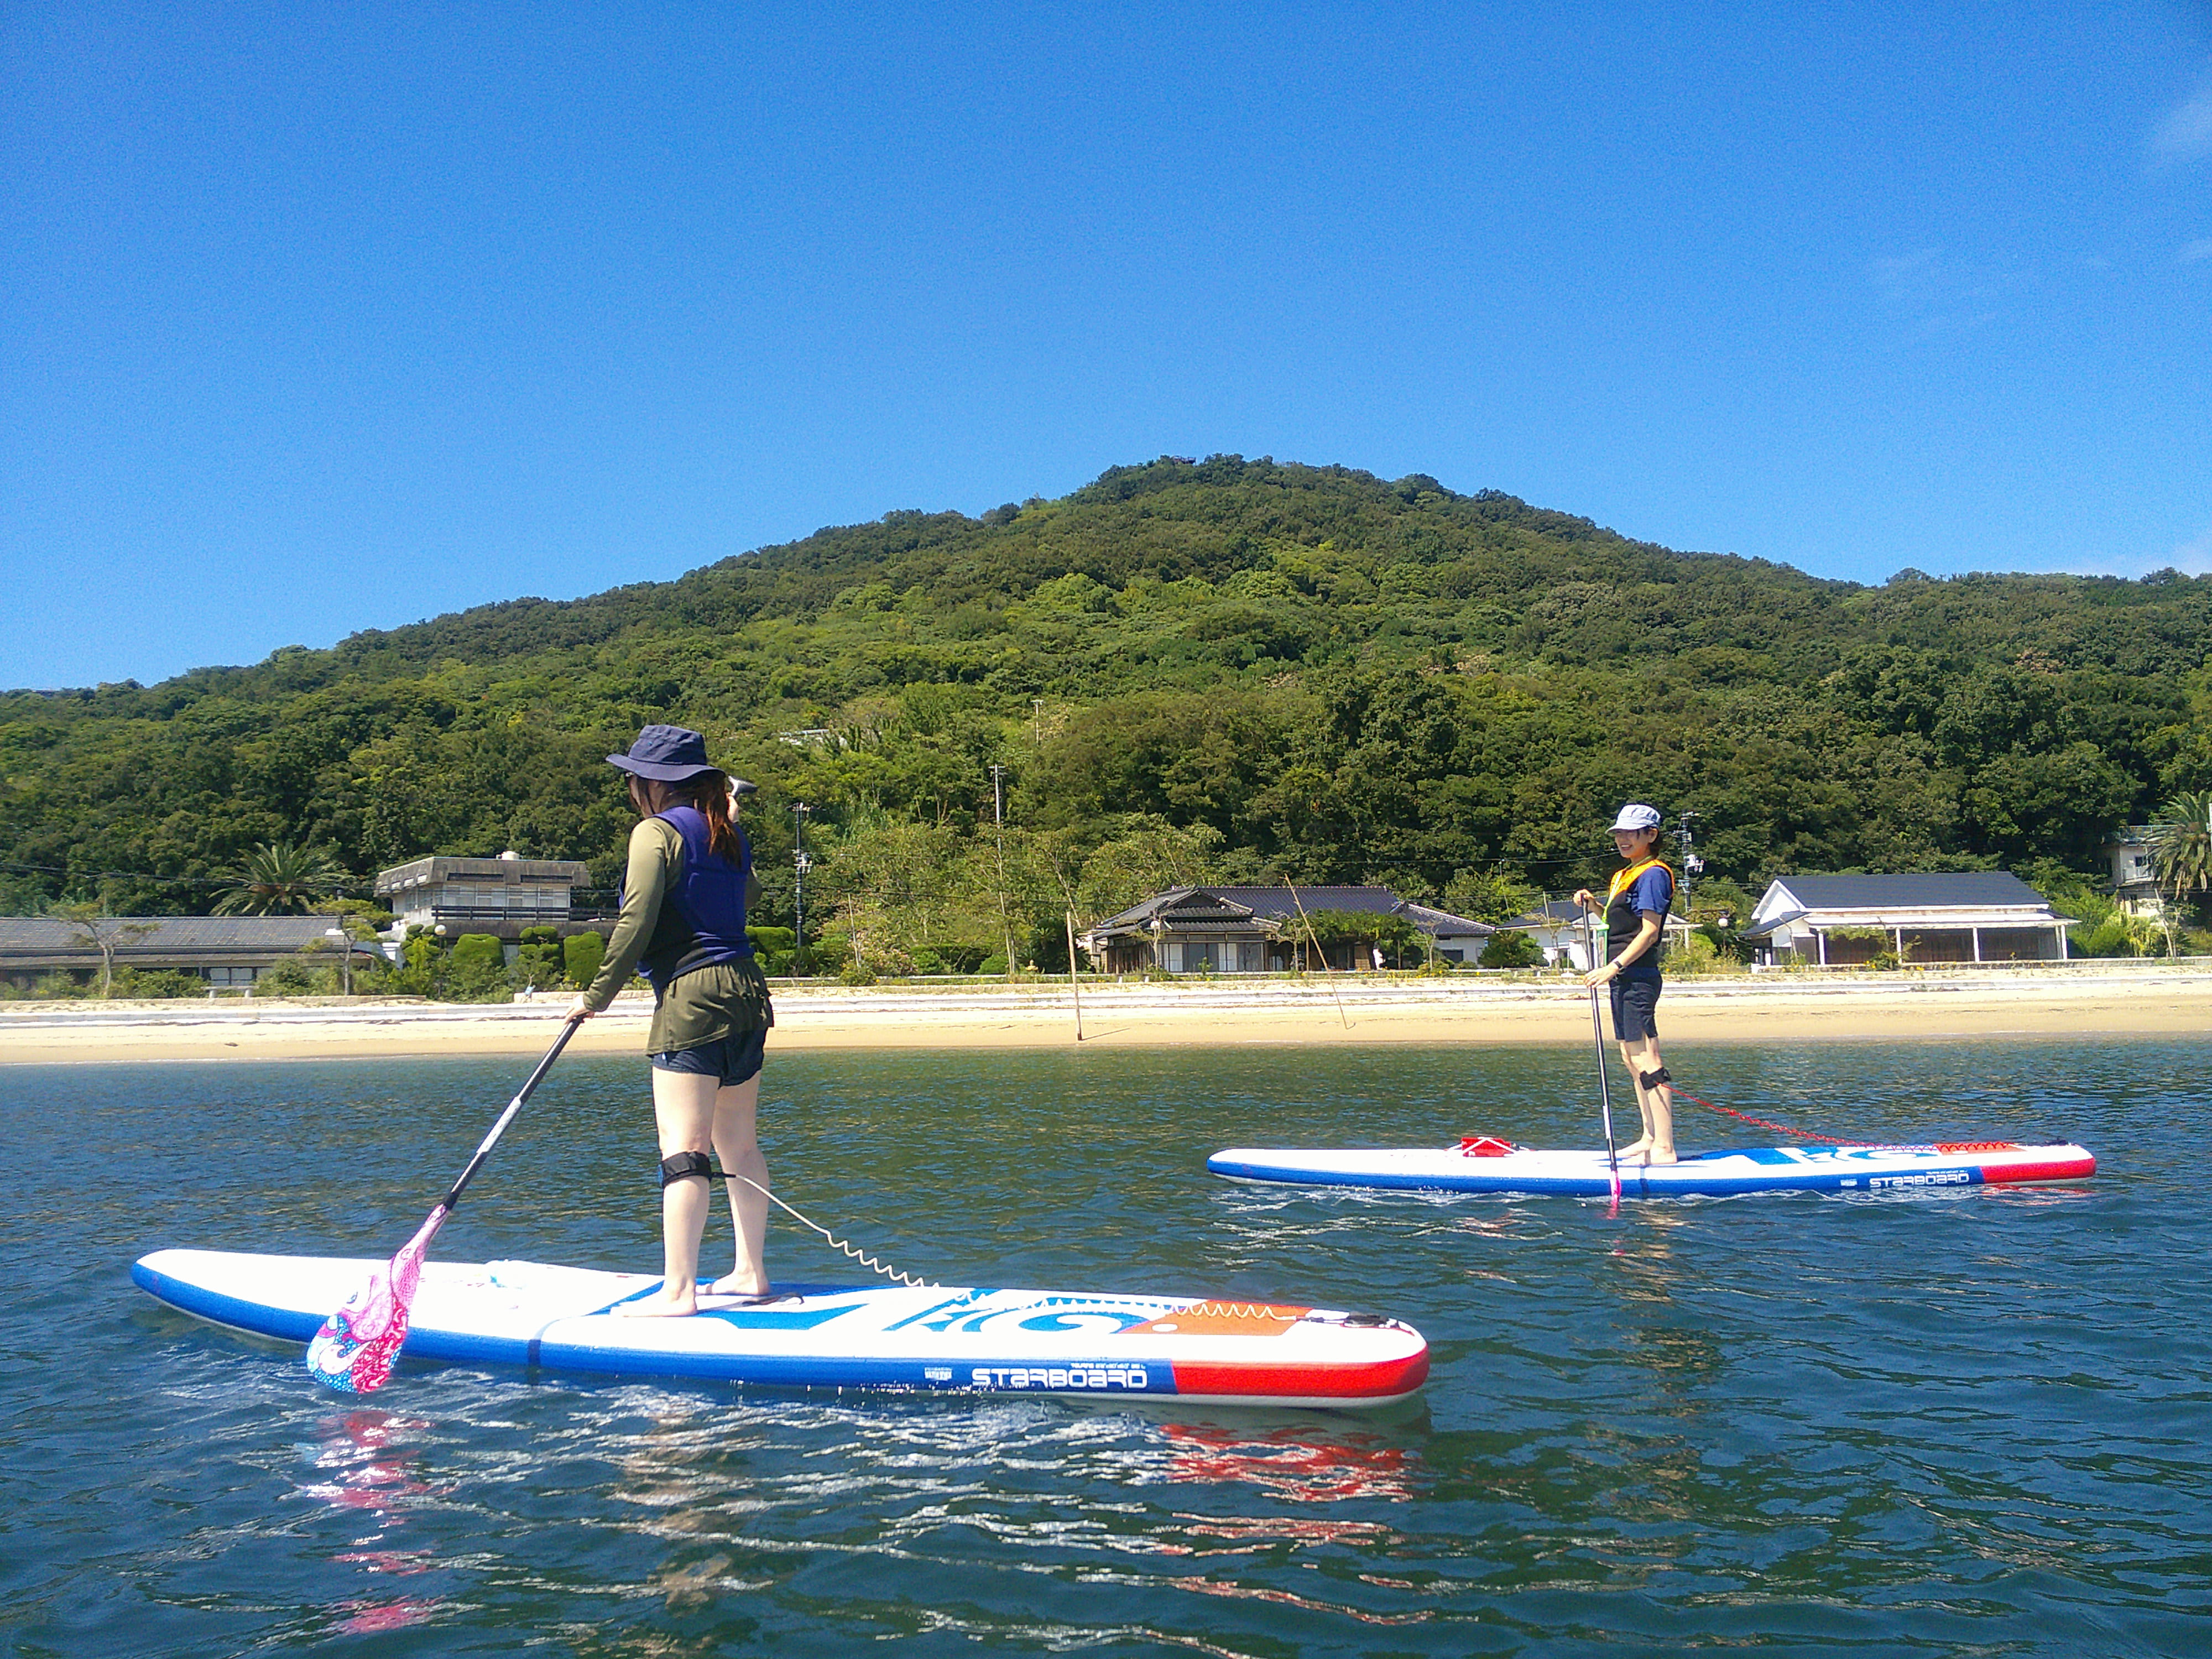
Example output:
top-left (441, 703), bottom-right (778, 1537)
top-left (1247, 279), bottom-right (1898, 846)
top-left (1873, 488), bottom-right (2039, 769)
top-left (2, 1039), bottom-right (2205, 1654)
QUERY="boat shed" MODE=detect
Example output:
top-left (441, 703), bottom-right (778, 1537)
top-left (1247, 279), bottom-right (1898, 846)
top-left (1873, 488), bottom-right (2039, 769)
top-left (1077, 885), bottom-right (1493, 974)
top-left (1740, 873), bottom-right (2074, 966)
top-left (0, 914), bottom-right (348, 991)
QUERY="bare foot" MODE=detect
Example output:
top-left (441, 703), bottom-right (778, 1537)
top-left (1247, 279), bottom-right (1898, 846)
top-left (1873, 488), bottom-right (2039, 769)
top-left (1647, 1147), bottom-right (1678, 1166)
top-left (708, 1271), bottom-right (768, 1297)
top-left (1616, 1138), bottom-right (1652, 1160)
top-left (614, 1285), bottom-right (698, 1318)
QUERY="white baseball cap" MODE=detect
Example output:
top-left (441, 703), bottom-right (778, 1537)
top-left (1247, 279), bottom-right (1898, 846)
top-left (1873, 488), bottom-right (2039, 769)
top-left (1610, 804), bottom-right (1662, 832)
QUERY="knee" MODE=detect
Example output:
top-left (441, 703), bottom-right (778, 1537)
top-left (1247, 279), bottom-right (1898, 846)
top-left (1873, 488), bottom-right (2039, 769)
top-left (659, 1151), bottom-right (714, 1188)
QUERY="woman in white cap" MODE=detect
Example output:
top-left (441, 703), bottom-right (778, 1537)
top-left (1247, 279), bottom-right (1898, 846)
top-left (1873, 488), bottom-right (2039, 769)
top-left (567, 724), bottom-right (778, 1314)
top-left (1573, 804), bottom-right (1678, 1164)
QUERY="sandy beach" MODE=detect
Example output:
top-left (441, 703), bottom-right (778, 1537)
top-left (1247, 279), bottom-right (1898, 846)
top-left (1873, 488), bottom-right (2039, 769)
top-left (3, 964), bottom-right (2209, 1064)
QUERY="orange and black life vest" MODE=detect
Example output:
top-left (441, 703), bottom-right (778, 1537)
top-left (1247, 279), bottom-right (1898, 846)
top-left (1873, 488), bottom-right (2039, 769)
top-left (1604, 856), bottom-right (1676, 977)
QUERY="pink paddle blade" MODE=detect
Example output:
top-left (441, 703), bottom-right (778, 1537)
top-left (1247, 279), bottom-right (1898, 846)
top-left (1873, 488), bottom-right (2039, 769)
top-left (306, 1206), bottom-right (448, 1394)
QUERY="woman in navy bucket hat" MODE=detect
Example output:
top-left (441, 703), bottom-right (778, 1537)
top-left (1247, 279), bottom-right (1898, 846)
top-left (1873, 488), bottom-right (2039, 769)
top-left (568, 726), bottom-right (779, 1314)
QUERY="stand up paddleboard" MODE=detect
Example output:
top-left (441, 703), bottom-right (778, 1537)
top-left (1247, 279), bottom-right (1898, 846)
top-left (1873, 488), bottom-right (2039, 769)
top-left (1207, 1137), bottom-right (2096, 1200)
top-left (132, 1250), bottom-right (1428, 1408)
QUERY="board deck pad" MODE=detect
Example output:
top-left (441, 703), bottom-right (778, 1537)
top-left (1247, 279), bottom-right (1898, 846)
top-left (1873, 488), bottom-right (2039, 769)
top-left (1207, 1139), bottom-right (2097, 1199)
top-left (132, 1250), bottom-right (1428, 1408)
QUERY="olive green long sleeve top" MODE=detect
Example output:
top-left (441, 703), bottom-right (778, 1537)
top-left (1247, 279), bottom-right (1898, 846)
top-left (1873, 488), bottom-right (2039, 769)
top-left (581, 816), bottom-right (774, 1054)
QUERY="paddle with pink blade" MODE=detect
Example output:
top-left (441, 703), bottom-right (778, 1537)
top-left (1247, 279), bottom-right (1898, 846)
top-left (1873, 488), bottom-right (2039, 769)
top-left (307, 1021), bottom-right (581, 1392)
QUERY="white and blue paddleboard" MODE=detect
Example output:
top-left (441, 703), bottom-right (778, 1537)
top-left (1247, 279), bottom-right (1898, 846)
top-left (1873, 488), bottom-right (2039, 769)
top-left (1207, 1138), bottom-right (2098, 1200)
top-left (132, 1250), bottom-right (1429, 1408)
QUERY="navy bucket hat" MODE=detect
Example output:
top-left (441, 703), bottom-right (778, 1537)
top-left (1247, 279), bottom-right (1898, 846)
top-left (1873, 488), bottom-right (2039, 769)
top-left (607, 724), bottom-right (724, 783)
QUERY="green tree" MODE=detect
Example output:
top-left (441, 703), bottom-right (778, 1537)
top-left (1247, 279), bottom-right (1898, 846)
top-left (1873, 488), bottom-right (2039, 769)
top-left (56, 903), bottom-right (158, 997)
top-left (513, 925), bottom-right (565, 990)
top-left (1478, 930), bottom-right (1543, 969)
top-left (1292, 909), bottom-right (1421, 968)
top-left (446, 933), bottom-right (511, 1001)
top-left (213, 842), bottom-right (342, 915)
top-left (2148, 789), bottom-right (2212, 953)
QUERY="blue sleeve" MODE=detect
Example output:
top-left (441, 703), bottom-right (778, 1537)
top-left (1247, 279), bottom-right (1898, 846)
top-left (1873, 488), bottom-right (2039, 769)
top-left (1631, 866), bottom-right (1673, 917)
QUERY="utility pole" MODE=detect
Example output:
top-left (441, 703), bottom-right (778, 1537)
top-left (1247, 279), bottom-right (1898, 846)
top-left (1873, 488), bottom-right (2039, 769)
top-left (987, 763), bottom-right (1013, 974)
top-left (792, 802), bottom-right (811, 973)
top-left (1676, 810), bottom-right (1702, 924)
top-left (1032, 698), bottom-right (1044, 750)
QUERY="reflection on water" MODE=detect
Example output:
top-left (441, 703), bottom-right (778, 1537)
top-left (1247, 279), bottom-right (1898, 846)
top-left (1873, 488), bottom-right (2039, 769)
top-left (4, 1039), bottom-right (2208, 1654)
top-left (296, 1408), bottom-right (453, 1634)
top-left (1159, 1422), bottom-right (1417, 1506)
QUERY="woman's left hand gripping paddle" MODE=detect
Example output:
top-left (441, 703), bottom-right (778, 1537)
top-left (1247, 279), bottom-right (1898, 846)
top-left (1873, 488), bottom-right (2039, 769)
top-left (306, 1022), bottom-right (580, 1392)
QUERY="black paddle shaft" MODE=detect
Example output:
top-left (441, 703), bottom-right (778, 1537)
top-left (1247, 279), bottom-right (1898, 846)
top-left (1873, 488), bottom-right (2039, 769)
top-left (1583, 910), bottom-right (1621, 1174)
top-left (442, 1020), bottom-right (580, 1211)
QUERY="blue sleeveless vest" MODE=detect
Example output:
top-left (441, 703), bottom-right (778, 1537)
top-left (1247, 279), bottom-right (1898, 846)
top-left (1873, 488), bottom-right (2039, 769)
top-left (638, 805), bottom-right (753, 994)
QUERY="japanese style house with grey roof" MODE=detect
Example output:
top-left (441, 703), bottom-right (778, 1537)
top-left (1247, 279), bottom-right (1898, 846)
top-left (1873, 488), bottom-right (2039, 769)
top-left (1077, 886), bottom-right (1493, 974)
top-left (0, 915), bottom-right (351, 992)
top-left (1740, 873), bottom-right (2075, 967)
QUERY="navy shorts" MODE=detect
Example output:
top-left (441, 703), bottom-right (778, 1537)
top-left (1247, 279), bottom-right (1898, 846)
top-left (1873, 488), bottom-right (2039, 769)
top-left (1609, 977), bottom-right (1661, 1043)
top-left (651, 1026), bottom-right (766, 1087)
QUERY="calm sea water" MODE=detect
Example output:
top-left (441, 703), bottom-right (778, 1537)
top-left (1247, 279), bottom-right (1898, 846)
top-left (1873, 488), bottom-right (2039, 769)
top-left (1, 1037), bottom-right (2206, 1656)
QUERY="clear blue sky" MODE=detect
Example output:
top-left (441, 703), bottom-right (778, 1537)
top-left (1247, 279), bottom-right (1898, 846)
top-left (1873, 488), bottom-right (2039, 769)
top-left (6, 2), bottom-right (2209, 689)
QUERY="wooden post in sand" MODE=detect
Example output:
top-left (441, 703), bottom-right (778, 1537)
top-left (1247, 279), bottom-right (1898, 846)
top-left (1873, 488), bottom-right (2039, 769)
top-left (1285, 881), bottom-right (1351, 1031)
top-left (1065, 910), bottom-right (1084, 1042)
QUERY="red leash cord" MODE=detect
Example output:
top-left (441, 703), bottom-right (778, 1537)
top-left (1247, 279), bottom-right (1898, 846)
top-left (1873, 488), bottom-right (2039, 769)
top-left (1665, 1082), bottom-right (1875, 1147)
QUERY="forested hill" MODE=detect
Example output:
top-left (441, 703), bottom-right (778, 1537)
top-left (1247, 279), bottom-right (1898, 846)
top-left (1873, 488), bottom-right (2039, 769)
top-left (6, 455), bottom-right (2210, 949)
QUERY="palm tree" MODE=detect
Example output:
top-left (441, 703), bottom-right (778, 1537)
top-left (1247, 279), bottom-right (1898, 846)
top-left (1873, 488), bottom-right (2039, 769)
top-left (2145, 790), bottom-right (2212, 956)
top-left (213, 842), bottom-right (342, 916)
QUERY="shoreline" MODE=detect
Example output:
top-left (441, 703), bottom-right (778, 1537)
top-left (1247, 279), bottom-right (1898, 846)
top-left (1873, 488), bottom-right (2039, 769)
top-left (4, 966), bottom-right (2211, 1063)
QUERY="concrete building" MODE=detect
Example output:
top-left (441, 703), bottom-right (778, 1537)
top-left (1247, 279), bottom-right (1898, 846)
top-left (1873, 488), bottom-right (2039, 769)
top-left (2103, 828), bottom-right (2164, 918)
top-left (0, 915), bottom-right (350, 992)
top-left (1739, 872), bottom-right (2073, 966)
top-left (374, 851), bottom-right (599, 943)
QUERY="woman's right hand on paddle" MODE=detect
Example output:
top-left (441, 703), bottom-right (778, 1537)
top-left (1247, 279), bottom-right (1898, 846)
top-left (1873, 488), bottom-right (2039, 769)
top-left (1571, 888), bottom-right (1597, 910)
top-left (565, 997), bottom-right (594, 1024)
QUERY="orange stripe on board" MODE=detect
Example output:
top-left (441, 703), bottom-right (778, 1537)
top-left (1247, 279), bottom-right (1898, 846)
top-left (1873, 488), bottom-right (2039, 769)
top-left (1125, 1302), bottom-right (1310, 1338)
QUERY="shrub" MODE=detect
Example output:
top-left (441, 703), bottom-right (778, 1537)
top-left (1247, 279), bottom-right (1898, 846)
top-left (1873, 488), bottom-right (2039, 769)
top-left (256, 957), bottom-right (331, 997)
top-left (978, 953), bottom-right (1008, 975)
top-left (4, 972), bottom-right (89, 1000)
top-left (1666, 931), bottom-right (1725, 976)
top-left (512, 926), bottom-right (565, 990)
top-left (108, 968), bottom-right (204, 999)
top-left (450, 933), bottom-right (504, 972)
top-left (564, 930), bottom-right (607, 987)
top-left (747, 926), bottom-right (795, 957)
top-left (1478, 931), bottom-right (1543, 969)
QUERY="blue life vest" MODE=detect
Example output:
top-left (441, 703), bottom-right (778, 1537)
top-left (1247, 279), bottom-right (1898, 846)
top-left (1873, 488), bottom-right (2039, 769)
top-left (638, 805), bottom-right (753, 993)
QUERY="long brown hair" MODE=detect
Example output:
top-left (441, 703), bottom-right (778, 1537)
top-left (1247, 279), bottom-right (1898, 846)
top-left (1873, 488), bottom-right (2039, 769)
top-left (630, 773), bottom-right (744, 863)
